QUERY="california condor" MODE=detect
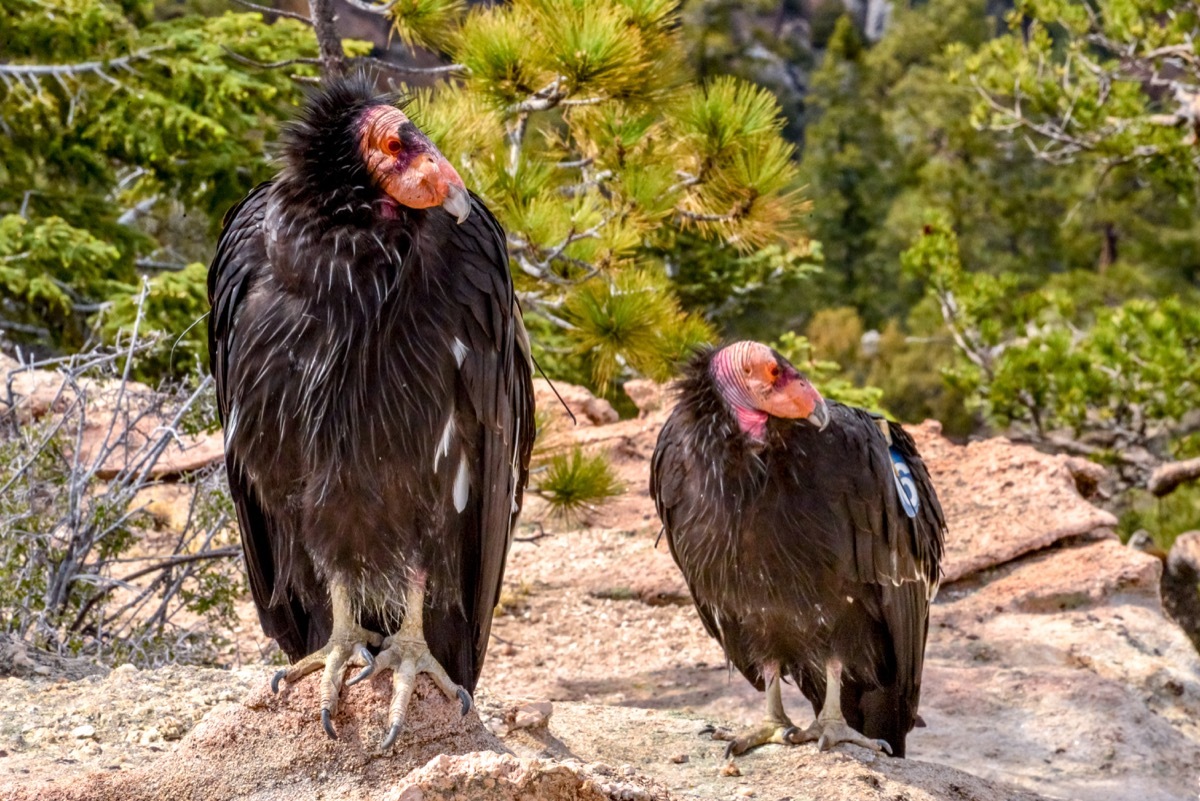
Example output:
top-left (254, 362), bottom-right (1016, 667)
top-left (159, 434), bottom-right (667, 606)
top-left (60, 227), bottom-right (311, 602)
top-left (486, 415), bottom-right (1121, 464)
top-left (208, 77), bottom-right (535, 748)
top-left (650, 341), bottom-right (944, 757)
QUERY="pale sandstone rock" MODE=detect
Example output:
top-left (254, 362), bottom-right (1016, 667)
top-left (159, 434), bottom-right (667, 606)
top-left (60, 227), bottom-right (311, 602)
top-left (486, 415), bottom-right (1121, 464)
top-left (906, 421), bottom-right (1119, 582)
top-left (510, 701), bottom-right (553, 730)
top-left (622, 380), bottom-right (667, 417)
top-left (936, 537), bottom-right (1162, 619)
top-left (533, 379), bottom-right (618, 428)
top-left (4, 371), bottom-right (1199, 800)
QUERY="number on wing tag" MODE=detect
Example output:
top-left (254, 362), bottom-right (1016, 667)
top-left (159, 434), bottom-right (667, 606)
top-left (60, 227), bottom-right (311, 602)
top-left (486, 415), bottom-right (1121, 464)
top-left (889, 447), bottom-right (920, 518)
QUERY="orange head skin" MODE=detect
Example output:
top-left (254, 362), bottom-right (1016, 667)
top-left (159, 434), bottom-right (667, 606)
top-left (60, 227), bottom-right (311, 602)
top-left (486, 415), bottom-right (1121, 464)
top-left (710, 341), bottom-right (830, 440)
top-left (358, 106), bottom-right (470, 223)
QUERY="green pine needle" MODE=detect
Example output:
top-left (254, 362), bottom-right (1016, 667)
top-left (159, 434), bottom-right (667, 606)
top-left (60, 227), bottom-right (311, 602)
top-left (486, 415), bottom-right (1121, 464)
top-left (388, 0), bottom-right (466, 53)
top-left (534, 447), bottom-right (624, 520)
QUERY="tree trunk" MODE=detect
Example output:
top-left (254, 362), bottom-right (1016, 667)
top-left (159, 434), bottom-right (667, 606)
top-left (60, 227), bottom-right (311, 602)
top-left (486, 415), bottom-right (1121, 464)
top-left (308, 0), bottom-right (346, 79)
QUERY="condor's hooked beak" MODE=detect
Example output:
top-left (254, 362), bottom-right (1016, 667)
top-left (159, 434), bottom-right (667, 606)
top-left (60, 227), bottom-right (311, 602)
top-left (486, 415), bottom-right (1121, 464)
top-left (405, 151), bottom-right (471, 225)
top-left (760, 374), bottom-right (830, 431)
top-left (442, 183), bottom-right (470, 225)
top-left (807, 399), bottom-right (831, 431)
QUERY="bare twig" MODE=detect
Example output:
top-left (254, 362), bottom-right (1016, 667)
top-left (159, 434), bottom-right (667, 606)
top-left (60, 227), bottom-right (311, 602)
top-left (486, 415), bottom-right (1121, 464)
top-left (222, 48), bottom-right (322, 70)
top-left (0, 47), bottom-right (166, 83)
top-left (352, 56), bottom-right (466, 76)
top-left (230, 0), bottom-right (313, 24)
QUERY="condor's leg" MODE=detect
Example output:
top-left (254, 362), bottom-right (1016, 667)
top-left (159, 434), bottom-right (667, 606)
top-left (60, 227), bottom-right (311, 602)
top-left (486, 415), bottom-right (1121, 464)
top-left (723, 662), bottom-right (806, 757)
top-left (792, 659), bottom-right (892, 755)
top-left (346, 570), bottom-right (471, 749)
top-left (270, 581), bottom-right (383, 740)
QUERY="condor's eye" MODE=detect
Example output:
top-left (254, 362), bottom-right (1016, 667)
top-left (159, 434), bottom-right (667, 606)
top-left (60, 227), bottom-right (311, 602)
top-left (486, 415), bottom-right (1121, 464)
top-left (384, 138), bottom-right (402, 155)
top-left (769, 364), bottom-right (781, 380)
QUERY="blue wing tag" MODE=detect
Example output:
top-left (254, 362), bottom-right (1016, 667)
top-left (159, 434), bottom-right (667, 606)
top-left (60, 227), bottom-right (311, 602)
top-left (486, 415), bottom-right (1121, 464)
top-left (889, 447), bottom-right (920, 518)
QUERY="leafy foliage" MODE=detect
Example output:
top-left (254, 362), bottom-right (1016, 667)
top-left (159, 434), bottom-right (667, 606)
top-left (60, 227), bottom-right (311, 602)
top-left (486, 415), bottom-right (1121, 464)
top-left (968, 0), bottom-right (1200, 182)
top-left (98, 262), bottom-right (212, 379)
top-left (0, 0), bottom-right (328, 352)
top-left (903, 216), bottom-right (1200, 492)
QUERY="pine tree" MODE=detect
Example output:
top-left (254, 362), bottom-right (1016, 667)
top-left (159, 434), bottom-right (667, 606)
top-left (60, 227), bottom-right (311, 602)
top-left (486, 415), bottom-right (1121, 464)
top-left (0, 0), bottom-right (354, 368)
top-left (304, 0), bottom-right (808, 391)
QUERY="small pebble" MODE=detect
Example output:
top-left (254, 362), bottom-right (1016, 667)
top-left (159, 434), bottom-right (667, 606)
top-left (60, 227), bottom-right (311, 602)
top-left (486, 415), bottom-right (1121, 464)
top-left (720, 761), bottom-right (741, 777)
top-left (70, 724), bottom-right (96, 740)
top-left (511, 701), bottom-right (552, 730)
top-left (670, 754), bottom-right (689, 764)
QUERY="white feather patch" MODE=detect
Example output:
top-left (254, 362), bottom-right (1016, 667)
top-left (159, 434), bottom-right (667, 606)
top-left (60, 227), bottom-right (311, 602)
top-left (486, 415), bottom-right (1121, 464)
top-left (453, 456), bottom-right (470, 513)
top-left (434, 415), bottom-right (455, 473)
top-left (451, 337), bottom-right (469, 367)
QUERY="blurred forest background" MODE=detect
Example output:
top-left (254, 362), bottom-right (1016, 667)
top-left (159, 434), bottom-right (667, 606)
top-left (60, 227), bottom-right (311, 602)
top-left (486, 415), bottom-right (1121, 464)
top-left (2, 0), bottom-right (1199, 663)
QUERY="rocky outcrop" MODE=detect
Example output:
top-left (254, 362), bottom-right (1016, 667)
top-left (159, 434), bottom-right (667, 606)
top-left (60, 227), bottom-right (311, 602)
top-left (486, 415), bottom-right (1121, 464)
top-left (0, 663), bottom-right (1056, 801)
top-left (3, 380), bottom-right (1199, 801)
top-left (905, 420), bottom-right (1120, 583)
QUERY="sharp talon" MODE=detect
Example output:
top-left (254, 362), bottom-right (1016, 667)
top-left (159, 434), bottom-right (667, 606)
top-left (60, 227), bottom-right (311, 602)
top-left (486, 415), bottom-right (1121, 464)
top-left (457, 687), bottom-right (472, 716)
top-left (724, 741), bottom-right (737, 759)
top-left (321, 708), bottom-right (337, 740)
top-left (347, 648), bottom-right (376, 687)
top-left (346, 664), bottom-right (373, 687)
top-left (271, 669), bottom-right (287, 694)
top-left (698, 724), bottom-right (715, 736)
top-left (379, 722), bottom-right (402, 750)
top-left (878, 739), bottom-right (893, 756)
top-left (783, 726), bottom-right (801, 744)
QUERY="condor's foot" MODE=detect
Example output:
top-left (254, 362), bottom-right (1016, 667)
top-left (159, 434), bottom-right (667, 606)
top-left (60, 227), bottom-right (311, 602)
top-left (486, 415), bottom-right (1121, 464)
top-left (349, 630), bottom-right (471, 749)
top-left (346, 578), bottom-right (471, 750)
top-left (720, 720), bottom-right (805, 758)
top-left (718, 666), bottom-right (805, 757)
top-left (794, 658), bottom-right (892, 755)
top-left (790, 718), bottom-right (892, 755)
top-left (271, 621), bottom-right (384, 740)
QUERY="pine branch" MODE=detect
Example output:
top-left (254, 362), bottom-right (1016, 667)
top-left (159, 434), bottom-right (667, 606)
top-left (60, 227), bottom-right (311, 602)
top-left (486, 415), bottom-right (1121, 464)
top-left (353, 56), bottom-right (466, 76)
top-left (0, 47), bottom-right (166, 89)
top-left (341, 0), bottom-right (400, 13)
top-left (221, 48), bottom-right (322, 70)
top-left (507, 77), bottom-right (568, 114)
top-left (675, 207), bottom-right (743, 223)
top-left (229, 0), bottom-right (313, 24)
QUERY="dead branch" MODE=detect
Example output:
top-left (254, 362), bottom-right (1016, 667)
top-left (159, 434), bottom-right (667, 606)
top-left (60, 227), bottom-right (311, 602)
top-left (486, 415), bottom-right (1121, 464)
top-left (229, 0), bottom-right (313, 24)
top-left (352, 56), bottom-right (466, 76)
top-left (221, 48), bottom-right (322, 70)
top-left (1148, 456), bottom-right (1200, 497)
top-left (0, 47), bottom-right (166, 86)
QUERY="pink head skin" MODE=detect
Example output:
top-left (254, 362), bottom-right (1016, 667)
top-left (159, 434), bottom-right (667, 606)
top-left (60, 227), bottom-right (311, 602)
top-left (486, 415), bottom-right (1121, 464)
top-left (709, 341), bottom-right (830, 441)
top-left (358, 106), bottom-right (470, 223)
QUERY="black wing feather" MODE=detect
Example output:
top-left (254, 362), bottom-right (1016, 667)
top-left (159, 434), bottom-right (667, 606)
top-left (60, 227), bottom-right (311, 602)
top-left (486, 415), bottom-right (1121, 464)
top-left (208, 181), bottom-right (328, 661)
top-left (426, 196), bottom-right (534, 691)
